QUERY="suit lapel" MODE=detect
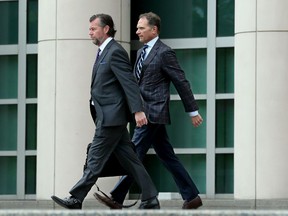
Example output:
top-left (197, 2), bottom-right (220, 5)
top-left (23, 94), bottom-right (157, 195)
top-left (134, 50), bottom-right (141, 79)
top-left (91, 39), bottom-right (115, 86)
top-left (136, 39), bottom-right (161, 82)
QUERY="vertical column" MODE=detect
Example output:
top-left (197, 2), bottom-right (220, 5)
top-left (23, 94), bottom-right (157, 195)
top-left (37, 0), bottom-right (131, 199)
top-left (235, 0), bottom-right (288, 199)
top-left (206, 0), bottom-right (216, 198)
top-left (234, 0), bottom-right (257, 200)
top-left (17, 0), bottom-right (27, 199)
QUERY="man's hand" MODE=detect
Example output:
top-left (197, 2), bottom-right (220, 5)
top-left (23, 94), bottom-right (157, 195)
top-left (135, 111), bottom-right (148, 127)
top-left (191, 114), bottom-right (203, 127)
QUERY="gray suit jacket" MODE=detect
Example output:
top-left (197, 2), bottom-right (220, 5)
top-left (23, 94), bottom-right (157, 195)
top-left (91, 39), bottom-right (143, 126)
top-left (134, 39), bottom-right (199, 124)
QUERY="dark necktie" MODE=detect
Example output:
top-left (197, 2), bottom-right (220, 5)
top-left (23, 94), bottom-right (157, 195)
top-left (96, 48), bottom-right (101, 63)
top-left (92, 48), bottom-right (101, 78)
top-left (136, 44), bottom-right (148, 80)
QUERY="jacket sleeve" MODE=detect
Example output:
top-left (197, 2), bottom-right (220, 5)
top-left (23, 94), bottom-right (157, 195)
top-left (161, 49), bottom-right (199, 112)
top-left (110, 47), bottom-right (144, 113)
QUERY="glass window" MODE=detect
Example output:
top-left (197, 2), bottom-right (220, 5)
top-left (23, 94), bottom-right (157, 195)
top-left (131, 0), bottom-right (207, 39)
top-left (216, 99), bottom-right (234, 148)
top-left (26, 55), bottom-right (38, 98)
top-left (178, 154), bottom-right (206, 193)
top-left (0, 105), bottom-right (17, 151)
top-left (27, 0), bottom-right (38, 44)
top-left (26, 104), bottom-right (37, 150)
top-left (216, 0), bottom-right (235, 37)
top-left (172, 49), bottom-right (207, 94)
top-left (216, 48), bottom-right (234, 94)
top-left (0, 1), bottom-right (18, 44)
top-left (25, 156), bottom-right (36, 194)
top-left (0, 55), bottom-right (18, 99)
top-left (130, 154), bottom-right (206, 193)
top-left (215, 154), bottom-right (234, 193)
top-left (167, 100), bottom-right (206, 148)
top-left (0, 156), bottom-right (17, 194)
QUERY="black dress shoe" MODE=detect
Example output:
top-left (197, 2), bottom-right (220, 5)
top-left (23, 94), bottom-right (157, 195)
top-left (182, 195), bottom-right (202, 209)
top-left (51, 195), bottom-right (82, 209)
top-left (139, 197), bottom-right (160, 209)
top-left (94, 193), bottom-right (122, 209)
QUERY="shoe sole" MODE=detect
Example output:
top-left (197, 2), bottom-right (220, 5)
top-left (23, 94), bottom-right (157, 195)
top-left (94, 193), bottom-right (122, 209)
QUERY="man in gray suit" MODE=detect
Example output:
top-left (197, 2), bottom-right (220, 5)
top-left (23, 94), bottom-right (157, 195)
top-left (95, 12), bottom-right (203, 209)
top-left (51, 13), bottom-right (159, 210)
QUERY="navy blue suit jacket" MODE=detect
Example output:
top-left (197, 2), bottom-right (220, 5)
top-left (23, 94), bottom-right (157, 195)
top-left (134, 39), bottom-right (199, 124)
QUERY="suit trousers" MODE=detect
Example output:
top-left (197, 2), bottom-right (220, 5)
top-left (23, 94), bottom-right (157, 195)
top-left (69, 121), bottom-right (158, 202)
top-left (110, 123), bottom-right (199, 204)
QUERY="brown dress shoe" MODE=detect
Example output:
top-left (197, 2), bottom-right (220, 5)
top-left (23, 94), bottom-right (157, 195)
top-left (94, 193), bottom-right (122, 209)
top-left (182, 195), bottom-right (202, 209)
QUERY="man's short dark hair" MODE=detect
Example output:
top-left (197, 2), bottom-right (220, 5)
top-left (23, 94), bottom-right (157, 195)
top-left (89, 14), bottom-right (117, 37)
top-left (139, 12), bottom-right (161, 33)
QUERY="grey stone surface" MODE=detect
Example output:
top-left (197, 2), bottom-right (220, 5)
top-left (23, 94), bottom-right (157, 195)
top-left (0, 210), bottom-right (288, 216)
top-left (1, 199), bottom-right (288, 215)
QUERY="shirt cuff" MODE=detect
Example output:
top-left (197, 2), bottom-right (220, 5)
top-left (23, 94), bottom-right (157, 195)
top-left (188, 110), bottom-right (199, 117)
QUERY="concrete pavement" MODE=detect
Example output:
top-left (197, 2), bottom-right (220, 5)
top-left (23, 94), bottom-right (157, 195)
top-left (1, 198), bottom-right (288, 215)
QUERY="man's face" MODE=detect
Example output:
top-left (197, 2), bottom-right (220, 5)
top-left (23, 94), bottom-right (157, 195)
top-left (89, 18), bottom-right (108, 46)
top-left (136, 17), bottom-right (157, 43)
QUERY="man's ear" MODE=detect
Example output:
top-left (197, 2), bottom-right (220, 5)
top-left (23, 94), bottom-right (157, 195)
top-left (152, 26), bottom-right (158, 35)
top-left (104, 25), bottom-right (109, 34)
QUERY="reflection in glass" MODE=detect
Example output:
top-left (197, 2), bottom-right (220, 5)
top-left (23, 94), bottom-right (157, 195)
top-left (216, 154), bottom-right (234, 193)
top-left (25, 156), bottom-right (36, 194)
top-left (167, 100), bottom-right (206, 148)
top-left (26, 104), bottom-right (37, 150)
top-left (0, 1), bottom-right (18, 44)
top-left (0, 156), bottom-right (17, 194)
top-left (172, 49), bottom-right (207, 94)
top-left (0, 56), bottom-right (18, 99)
top-left (216, 99), bottom-right (234, 148)
top-left (26, 55), bottom-right (38, 98)
top-left (131, 0), bottom-right (207, 39)
top-left (216, 48), bottom-right (234, 94)
top-left (0, 105), bottom-right (17, 151)
top-left (216, 0), bottom-right (235, 37)
top-left (27, 0), bottom-right (38, 44)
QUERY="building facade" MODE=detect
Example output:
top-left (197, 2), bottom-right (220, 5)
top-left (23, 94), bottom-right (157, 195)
top-left (0, 0), bottom-right (287, 201)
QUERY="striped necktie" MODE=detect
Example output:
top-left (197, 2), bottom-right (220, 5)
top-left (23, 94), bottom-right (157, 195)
top-left (136, 45), bottom-right (148, 80)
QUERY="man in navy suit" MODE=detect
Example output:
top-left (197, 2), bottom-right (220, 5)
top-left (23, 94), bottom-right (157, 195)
top-left (51, 13), bottom-right (160, 210)
top-left (95, 12), bottom-right (203, 209)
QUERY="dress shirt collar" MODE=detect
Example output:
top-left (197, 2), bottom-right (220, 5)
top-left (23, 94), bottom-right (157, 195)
top-left (146, 36), bottom-right (159, 48)
top-left (98, 37), bottom-right (113, 54)
top-left (143, 36), bottom-right (159, 58)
